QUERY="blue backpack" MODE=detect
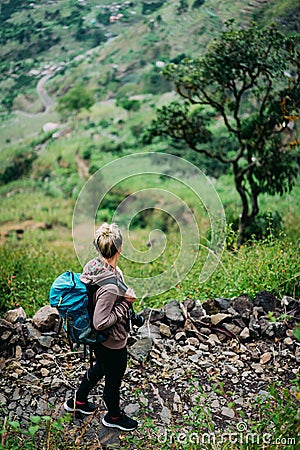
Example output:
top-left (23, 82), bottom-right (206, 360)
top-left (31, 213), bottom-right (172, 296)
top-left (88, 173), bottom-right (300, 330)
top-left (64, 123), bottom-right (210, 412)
top-left (49, 271), bottom-right (125, 347)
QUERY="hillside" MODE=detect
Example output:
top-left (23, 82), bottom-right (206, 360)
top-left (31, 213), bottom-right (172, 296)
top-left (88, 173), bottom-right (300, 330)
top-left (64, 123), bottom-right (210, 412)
top-left (0, 3), bottom-right (299, 447)
top-left (0, 0), bottom-right (299, 315)
top-left (1, 0), bottom-right (299, 125)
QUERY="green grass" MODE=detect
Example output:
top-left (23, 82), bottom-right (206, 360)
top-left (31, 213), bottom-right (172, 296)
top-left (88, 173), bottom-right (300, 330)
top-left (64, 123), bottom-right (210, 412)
top-left (0, 229), bottom-right (298, 317)
top-left (122, 232), bottom-right (300, 311)
top-left (0, 187), bottom-right (73, 227)
top-left (0, 109), bottom-right (60, 147)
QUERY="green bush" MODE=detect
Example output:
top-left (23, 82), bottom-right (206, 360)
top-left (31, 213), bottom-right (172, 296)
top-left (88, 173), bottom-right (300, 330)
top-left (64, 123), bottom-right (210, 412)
top-left (227, 211), bottom-right (284, 242)
top-left (0, 241), bottom-right (80, 316)
top-left (0, 412), bottom-right (83, 449)
top-left (0, 150), bottom-right (37, 185)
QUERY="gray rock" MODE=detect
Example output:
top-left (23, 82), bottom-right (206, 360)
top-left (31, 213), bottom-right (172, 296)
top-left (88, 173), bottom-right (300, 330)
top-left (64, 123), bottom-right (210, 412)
top-left (38, 335), bottom-right (53, 349)
top-left (23, 373), bottom-right (40, 384)
top-left (138, 324), bottom-right (161, 339)
top-left (198, 360), bottom-right (214, 368)
top-left (12, 388), bottom-right (20, 401)
top-left (214, 298), bottom-right (231, 311)
top-left (165, 300), bottom-right (184, 323)
top-left (26, 322), bottom-right (42, 340)
top-left (51, 376), bottom-right (63, 388)
top-left (4, 307), bottom-right (27, 324)
top-left (36, 399), bottom-right (49, 415)
top-left (0, 318), bottom-right (14, 331)
top-left (159, 323), bottom-right (171, 337)
top-left (232, 294), bottom-right (253, 319)
top-left (254, 290), bottom-right (279, 312)
top-left (223, 323), bottom-right (242, 335)
top-left (221, 406), bottom-right (235, 418)
top-left (211, 399), bottom-right (220, 409)
top-left (239, 327), bottom-right (250, 340)
top-left (128, 337), bottom-right (153, 362)
top-left (224, 364), bottom-right (238, 374)
top-left (210, 313), bottom-right (231, 325)
top-left (257, 390), bottom-right (271, 400)
top-left (188, 354), bottom-right (199, 363)
top-left (144, 307), bottom-right (165, 323)
top-left (249, 316), bottom-right (261, 338)
top-left (0, 393), bottom-right (7, 405)
top-left (189, 300), bottom-right (206, 320)
top-left (33, 306), bottom-right (59, 332)
top-left (125, 403), bottom-right (140, 415)
top-left (160, 405), bottom-right (172, 424)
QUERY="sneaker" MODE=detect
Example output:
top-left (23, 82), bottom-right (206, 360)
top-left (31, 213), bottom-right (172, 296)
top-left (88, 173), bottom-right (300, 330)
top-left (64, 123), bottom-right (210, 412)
top-left (102, 410), bottom-right (138, 431)
top-left (64, 398), bottom-right (95, 415)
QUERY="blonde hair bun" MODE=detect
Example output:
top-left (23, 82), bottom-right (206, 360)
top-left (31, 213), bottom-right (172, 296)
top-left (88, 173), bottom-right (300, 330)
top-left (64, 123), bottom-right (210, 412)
top-left (94, 223), bottom-right (122, 259)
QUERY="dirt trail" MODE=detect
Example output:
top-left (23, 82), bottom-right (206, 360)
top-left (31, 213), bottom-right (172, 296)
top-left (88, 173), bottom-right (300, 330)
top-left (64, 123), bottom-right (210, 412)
top-left (76, 153), bottom-right (90, 179)
top-left (36, 73), bottom-right (55, 112)
top-left (0, 220), bottom-right (50, 243)
top-left (14, 72), bottom-right (55, 117)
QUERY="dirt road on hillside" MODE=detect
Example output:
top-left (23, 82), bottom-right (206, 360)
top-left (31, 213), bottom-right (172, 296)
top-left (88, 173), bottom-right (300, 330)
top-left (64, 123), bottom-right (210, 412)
top-left (36, 73), bottom-right (55, 112)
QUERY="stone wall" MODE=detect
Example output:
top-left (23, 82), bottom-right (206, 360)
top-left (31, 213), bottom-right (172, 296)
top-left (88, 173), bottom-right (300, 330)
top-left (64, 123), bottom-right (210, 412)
top-left (0, 291), bottom-right (299, 447)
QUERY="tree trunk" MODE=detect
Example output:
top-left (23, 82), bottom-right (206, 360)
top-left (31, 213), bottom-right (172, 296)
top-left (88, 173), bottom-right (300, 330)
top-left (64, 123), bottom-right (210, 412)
top-left (233, 163), bottom-right (248, 245)
top-left (233, 163), bottom-right (261, 246)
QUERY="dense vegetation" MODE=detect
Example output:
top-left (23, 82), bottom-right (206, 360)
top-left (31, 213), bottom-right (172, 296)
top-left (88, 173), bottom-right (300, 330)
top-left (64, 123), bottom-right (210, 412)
top-left (0, 0), bottom-right (299, 316)
top-left (147, 22), bottom-right (300, 243)
top-left (0, 1), bottom-right (299, 449)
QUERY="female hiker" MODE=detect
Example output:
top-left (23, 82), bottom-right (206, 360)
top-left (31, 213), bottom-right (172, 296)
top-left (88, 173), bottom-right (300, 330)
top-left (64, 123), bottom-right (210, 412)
top-left (64, 222), bottom-right (138, 431)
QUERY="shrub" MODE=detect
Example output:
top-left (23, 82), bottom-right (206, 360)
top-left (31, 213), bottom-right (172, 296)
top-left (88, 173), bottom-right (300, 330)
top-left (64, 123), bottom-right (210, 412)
top-left (227, 211), bottom-right (284, 242)
top-left (0, 241), bottom-right (80, 316)
top-left (0, 150), bottom-right (37, 185)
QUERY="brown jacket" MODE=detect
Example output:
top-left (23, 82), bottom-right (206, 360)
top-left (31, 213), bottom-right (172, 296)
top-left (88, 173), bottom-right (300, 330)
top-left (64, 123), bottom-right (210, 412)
top-left (80, 257), bottom-right (131, 349)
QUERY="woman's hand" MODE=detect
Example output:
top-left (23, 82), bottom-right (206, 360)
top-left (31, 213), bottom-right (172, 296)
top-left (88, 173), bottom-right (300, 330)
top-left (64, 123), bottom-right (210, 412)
top-left (125, 287), bottom-right (137, 304)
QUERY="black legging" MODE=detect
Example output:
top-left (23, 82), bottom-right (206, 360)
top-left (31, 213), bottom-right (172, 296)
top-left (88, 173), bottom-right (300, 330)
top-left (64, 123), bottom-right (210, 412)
top-left (76, 344), bottom-right (127, 417)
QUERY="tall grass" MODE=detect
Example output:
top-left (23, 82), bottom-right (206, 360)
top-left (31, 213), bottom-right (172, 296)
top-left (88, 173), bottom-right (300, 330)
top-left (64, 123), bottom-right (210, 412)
top-left (0, 231), bottom-right (298, 317)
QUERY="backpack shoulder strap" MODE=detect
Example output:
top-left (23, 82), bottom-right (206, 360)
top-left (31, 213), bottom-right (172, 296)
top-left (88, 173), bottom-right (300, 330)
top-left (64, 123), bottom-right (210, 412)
top-left (91, 276), bottom-right (128, 296)
top-left (86, 276), bottom-right (128, 317)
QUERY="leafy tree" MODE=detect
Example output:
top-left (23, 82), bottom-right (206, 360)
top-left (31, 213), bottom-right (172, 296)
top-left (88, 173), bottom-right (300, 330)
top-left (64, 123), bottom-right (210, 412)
top-left (116, 97), bottom-right (141, 116)
top-left (177, 0), bottom-right (188, 14)
top-left (193, 0), bottom-right (205, 8)
top-left (57, 84), bottom-right (95, 117)
top-left (146, 22), bottom-right (300, 244)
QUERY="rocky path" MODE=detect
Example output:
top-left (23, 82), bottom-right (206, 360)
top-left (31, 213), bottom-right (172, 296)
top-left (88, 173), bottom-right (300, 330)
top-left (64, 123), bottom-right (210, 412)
top-left (36, 73), bottom-right (55, 113)
top-left (1, 292), bottom-right (299, 448)
top-left (13, 72), bottom-right (55, 118)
